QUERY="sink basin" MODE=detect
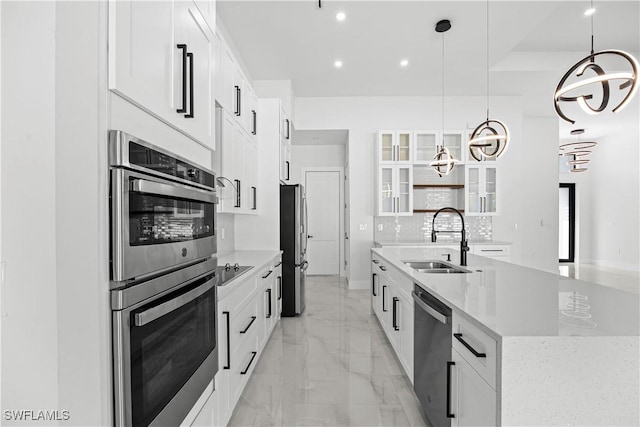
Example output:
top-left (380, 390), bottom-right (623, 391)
top-left (403, 260), bottom-right (471, 274)
top-left (403, 261), bottom-right (450, 269)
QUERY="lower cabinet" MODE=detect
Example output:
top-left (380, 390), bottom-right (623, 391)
top-left (192, 254), bottom-right (281, 427)
top-left (371, 256), bottom-right (414, 381)
top-left (450, 348), bottom-right (497, 426)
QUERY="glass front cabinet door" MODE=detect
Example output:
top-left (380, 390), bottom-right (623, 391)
top-left (377, 165), bottom-right (413, 216)
top-left (413, 131), bottom-right (466, 164)
top-left (378, 131), bottom-right (413, 165)
top-left (465, 165), bottom-right (499, 216)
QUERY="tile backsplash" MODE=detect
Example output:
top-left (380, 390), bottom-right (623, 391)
top-left (375, 214), bottom-right (492, 242)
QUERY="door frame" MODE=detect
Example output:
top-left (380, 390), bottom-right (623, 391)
top-left (302, 167), bottom-right (345, 276)
top-left (559, 183), bottom-right (576, 263)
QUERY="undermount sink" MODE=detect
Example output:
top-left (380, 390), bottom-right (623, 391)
top-left (403, 260), bottom-right (471, 274)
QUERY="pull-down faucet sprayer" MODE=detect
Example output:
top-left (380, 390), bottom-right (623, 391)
top-left (431, 207), bottom-right (469, 266)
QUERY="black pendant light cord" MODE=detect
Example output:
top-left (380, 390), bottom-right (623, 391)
top-left (441, 32), bottom-right (445, 149)
top-left (486, 0), bottom-right (490, 121)
top-left (590, 0), bottom-right (595, 60)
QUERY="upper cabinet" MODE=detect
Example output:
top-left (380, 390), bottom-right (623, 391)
top-left (108, 0), bottom-right (215, 149)
top-left (279, 105), bottom-right (292, 183)
top-left (465, 165), bottom-right (499, 216)
top-left (414, 130), bottom-right (466, 165)
top-left (378, 131), bottom-right (413, 164)
top-left (215, 33), bottom-right (259, 139)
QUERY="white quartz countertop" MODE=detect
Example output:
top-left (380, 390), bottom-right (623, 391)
top-left (217, 250), bottom-right (281, 268)
top-left (372, 247), bottom-right (639, 338)
top-left (374, 239), bottom-right (512, 247)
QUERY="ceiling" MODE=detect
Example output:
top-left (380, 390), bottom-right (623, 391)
top-left (218, 1), bottom-right (639, 98)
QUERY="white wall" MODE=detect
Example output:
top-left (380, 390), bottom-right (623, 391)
top-left (295, 96), bottom-right (559, 288)
top-left (1, 2), bottom-right (60, 422)
top-left (560, 104), bottom-right (640, 271)
top-left (290, 144), bottom-right (346, 184)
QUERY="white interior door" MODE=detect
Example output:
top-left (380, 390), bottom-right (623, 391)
top-left (306, 171), bottom-right (340, 275)
top-left (344, 164), bottom-right (350, 279)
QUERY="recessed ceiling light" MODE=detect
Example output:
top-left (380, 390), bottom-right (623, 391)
top-left (584, 7), bottom-right (596, 16)
top-left (336, 12), bottom-right (346, 21)
top-left (400, 59), bottom-right (409, 67)
top-left (334, 60), bottom-right (343, 68)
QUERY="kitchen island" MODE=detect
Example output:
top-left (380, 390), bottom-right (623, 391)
top-left (372, 246), bottom-right (639, 426)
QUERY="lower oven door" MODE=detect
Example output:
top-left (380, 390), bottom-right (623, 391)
top-left (113, 273), bottom-right (218, 427)
top-left (111, 168), bottom-right (217, 284)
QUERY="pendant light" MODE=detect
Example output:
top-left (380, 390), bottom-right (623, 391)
top-left (559, 129), bottom-right (598, 173)
top-left (430, 19), bottom-right (459, 177)
top-left (554, 0), bottom-right (639, 124)
top-left (468, 0), bottom-right (510, 162)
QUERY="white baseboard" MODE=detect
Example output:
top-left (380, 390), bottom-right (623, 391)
top-left (581, 258), bottom-right (640, 273)
top-left (348, 279), bottom-right (369, 290)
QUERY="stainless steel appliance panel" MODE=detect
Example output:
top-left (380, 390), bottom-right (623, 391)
top-left (413, 285), bottom-right (453, 427)
top-left (113, 272), bottom-right (218, 427)
top-left (280, 184), bottom-right (307, 316)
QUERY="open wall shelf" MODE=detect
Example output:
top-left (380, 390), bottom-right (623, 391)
top-left (413, 209), bottom-right (465, 213)
top-left (413, 184), bottom-right (464, 189)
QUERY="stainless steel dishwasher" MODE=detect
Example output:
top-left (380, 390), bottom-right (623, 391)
top-left (412, 284), bottom-right (453, 427)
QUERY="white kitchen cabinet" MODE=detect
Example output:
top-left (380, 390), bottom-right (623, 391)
top-left (378, 131), bottom-right (412, 164)
top-left (109, 0), bottom-right (215, 149)
top-left (450, 348), bottom-right (497, 427)
top-left (465, 165), bottom-right (499, 216)
top-left (413, 130), bottom-right (466, 165)
top-left (219, 110), bottom-right (259, 215)
top-left (280, 138), bottom-right (291, 183)
top-left (193, 0), bottom-right (215, 34)
top-left (397, 292), bottom-right (414, 380)
top-left (470, 243), bottom-right (511, 262)
top-left (376, 165), bottom-right (413, 216)
top-left (275, 262), bottom-right (283, 316)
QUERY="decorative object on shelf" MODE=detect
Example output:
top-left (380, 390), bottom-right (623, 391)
top-left (559, 128), bottom-right (598, 173)
top-left (554, 0), bottom-right (639, 124)
top-left (468, 0), bottom-right (510, 161)
top-left (430, 19), bottom-right (460, 177)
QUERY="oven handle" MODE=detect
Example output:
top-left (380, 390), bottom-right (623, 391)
top-left (134, 276), bottom-right (215, 327)
top-left (131, 178), bottom-right (217, 204)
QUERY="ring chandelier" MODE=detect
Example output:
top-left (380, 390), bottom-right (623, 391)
top-left (430, 19), bottom-right (460, 177)
top-left (559, 129), bottom-right (598, 173)
top-left (554, 1), bottom-right (639, 124)
top-left (468, 0), bottom-right (510, 161)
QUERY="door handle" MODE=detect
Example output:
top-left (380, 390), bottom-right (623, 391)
top-left (176, 44), bottom-right (187, 114)
top-left (234, 86), bottom-right (241, 116)
top-left (266, 289), bottom-right (272, 318)
top-left (392, 297), bottom-right (399, 331)
top-left (372, 273), bottom-right (377, 296)
top-left (185, 52), bottom-right (194, 118)
top-left (223, 311), bottom-right (231, 369)
top-left (447, 361), bottom-right (456, 418)
top-left (234, 179), bottom-right (241, 208)
top-left (252, 110), bottom-right (257, 135)
top-left (240, 351), bottom-right (257, 375)
top-left (382, 285), bottom-right (387, 312)
top-left (454, 333), bottom-right (487, 358)
top-left (308, 235), bottom-right (314, 238)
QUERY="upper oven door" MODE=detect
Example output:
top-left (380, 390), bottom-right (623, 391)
top-left (111, 168), bottom-right (217, 283)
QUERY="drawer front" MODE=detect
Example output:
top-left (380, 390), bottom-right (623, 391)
top-left (229, 332), bottom-right (259, 407)
top-left (218, 271), bottom-right (258, 308)
top-left (231, 298), bottom-right (259, 354)
top-left (472, 244), bottom-right (510, 258)
top-left (452, 314), bottom-right (497, 389)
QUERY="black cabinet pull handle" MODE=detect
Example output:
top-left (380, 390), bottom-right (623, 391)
top-left (372, 260), bottom-right (379, 264)
top-left (274, 262), bottom-right (282, 268)
top-left (372, 273), bottom-right (377, 296)
top-left (234, 86), bottom-right (241, 116)
top-left (240, 351), bottom-right (257, 375)
top-left (176, 44), bottom-right (187, 114)
top-left (454, 333), bottom-right (487, 358)
top-left (382, 285), bottom-right (387, 312)
top-left (266, 289), bottom-right (272, 318)
top-left (252, 110), bottom-right (257, 135)
top-left (185, 52), bottom-right (194, 118)
top-left (285, 161), bottom-right (290, 180)
top-left (379, 265), bottom-right (387, 271)
top-left (447, 361), bottom-right (456, 418)
top-left (285, 119), bottom-right (290, 139)
top-left (393, 297), bottom-right (399, 331)
top-left (262, 270), bottom-right (272, 279)
top-left (251, 186), bottom-right (257, 210)
top-left (223, 311), bottom-right (231, 369)
top-left (240, 316), bottom-right (256, 334)
top-left (234, 179), bottom-right (241, 208)
top-left (277, 276), bottom-right (282, 300)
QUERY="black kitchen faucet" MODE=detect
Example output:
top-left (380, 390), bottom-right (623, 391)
top-left (431, 207), bottom-right (469, 266)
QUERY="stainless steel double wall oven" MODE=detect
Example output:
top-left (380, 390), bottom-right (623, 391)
top-left (109, 131), bottom-right (218, 426)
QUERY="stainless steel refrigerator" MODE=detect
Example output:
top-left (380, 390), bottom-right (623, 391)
top-left (280, 184), bottom-right (308, 316)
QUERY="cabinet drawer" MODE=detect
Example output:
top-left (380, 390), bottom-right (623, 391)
top-left (231, 298), bottom-right (259, 354)
top-left (472, 244), bottom-right (510, 258)
top-left (229, 331), bottom-right (259, 407)
top-left (452, 314), bottom-right (497, 389)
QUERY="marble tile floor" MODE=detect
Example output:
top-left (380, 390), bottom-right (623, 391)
top-left (559, 263), bottom-right (640, 294)
top-left (228, 275), bottom-right (430, 427)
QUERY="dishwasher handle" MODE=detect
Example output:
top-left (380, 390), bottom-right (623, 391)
top-left (412, 291), bottom-right (449, 325)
